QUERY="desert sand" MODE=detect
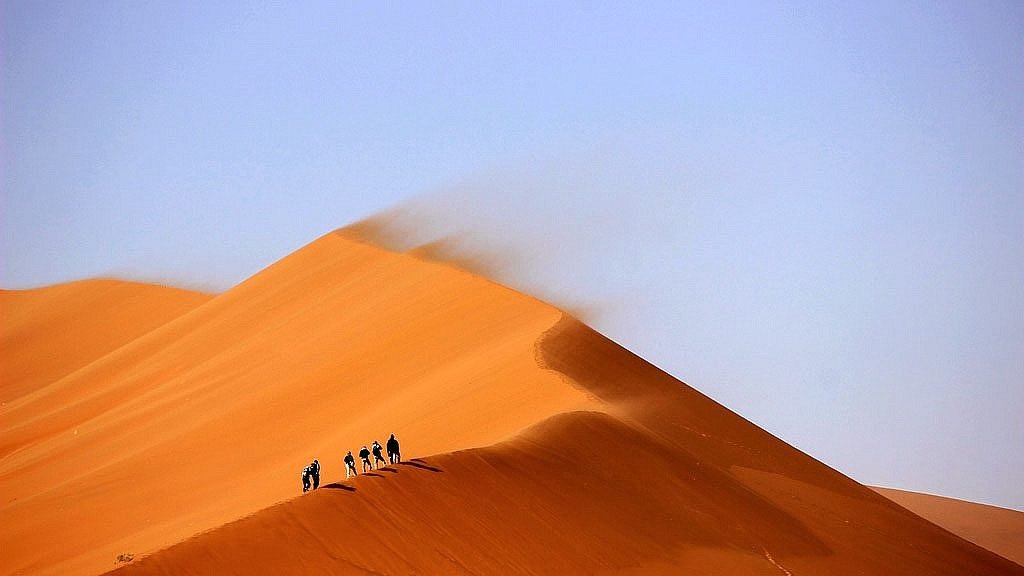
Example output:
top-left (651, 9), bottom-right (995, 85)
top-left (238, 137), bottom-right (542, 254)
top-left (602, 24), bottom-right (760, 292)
top-left (873, 487), bottom-right (1024, 566)
top-left (1, 280), bottom-right (211, 405)
top-left (2, 229), bottom-right (1021, 575)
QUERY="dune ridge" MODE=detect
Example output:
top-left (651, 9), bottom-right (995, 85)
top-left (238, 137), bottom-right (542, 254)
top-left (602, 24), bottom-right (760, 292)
top-left (1, 229), bottom-right (601, 576)
top-left (108, 311), bottom-right (1021, 575)
top-left (3, 228), bottom-right (1021, 575)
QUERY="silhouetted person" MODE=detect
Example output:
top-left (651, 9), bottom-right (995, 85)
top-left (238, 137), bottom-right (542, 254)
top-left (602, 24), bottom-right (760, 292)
top-left (386, 434), bottom-right (401, 464)
top-left (359, 445), bottom-right (373, 472)
top-left (371, 440), bottom-right (387, 468)
top-left (311, 459), bottom-right (321, 490)
top-left (344, 450), bottom-right (358, 478)
top-left (301, 465), bottom-right (312, 493)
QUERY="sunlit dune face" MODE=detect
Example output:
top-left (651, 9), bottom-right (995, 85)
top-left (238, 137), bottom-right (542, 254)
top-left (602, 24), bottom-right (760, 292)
top-left (2, 232), bottom-right (1020, 576)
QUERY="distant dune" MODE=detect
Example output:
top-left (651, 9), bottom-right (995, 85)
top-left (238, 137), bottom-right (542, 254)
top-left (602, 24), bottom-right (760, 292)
top-left (0, 280), bottom-right (212, 404)
top-left (873, 487), bottom-right (1024, 566)
top-left (2, 229), bottom-right (1020, 575)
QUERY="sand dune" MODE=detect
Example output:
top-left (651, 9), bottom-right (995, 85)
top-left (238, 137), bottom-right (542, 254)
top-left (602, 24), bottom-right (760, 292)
top-left (873, 487), bottom-right (1024, 566)
top-left (0, 280), bottom-right (211, 405)
top-left (109, 313), bottom-right (1022, 576)
top-left (1, 230), bottom-right (600, 576)
top-left (3, 229), bottom-right (1021, 575)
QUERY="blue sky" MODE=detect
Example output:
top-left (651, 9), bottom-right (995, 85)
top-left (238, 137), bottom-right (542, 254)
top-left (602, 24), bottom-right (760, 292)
top-left (3, 1), bottom-right (1022, 508)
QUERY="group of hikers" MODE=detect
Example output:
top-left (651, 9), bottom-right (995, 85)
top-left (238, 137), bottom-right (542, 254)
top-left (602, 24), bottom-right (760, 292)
top-left (302, 433), bottom-right (401, 492)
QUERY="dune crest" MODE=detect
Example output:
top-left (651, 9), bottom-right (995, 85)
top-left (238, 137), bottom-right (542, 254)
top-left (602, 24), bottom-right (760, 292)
top-left (3, 228), bottom-right (1021, 575)
top-left (1, 230), bottom-right (601, 576)
top-left (108, 309), bottom-right (1021, 575)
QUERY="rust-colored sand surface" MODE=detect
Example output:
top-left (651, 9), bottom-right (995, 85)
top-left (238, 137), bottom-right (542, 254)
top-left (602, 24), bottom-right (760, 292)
top-left (3, 230), bottom-right (1021, 576)
top-left (874, 487), bottom-right (1024, 566)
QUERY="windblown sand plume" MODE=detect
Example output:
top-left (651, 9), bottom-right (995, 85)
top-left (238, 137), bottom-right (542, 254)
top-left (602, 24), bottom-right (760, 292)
top-left (1, 228), bottom-right (1021, 575)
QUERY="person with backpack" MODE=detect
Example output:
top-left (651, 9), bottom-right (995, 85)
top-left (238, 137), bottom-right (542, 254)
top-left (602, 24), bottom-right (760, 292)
top-left (310, 459), bottom-right (321, 490)
top-left (371, 440), bottom-right (387, 468)
top-left (344, 450), bottom-right (358, 478)
top-left (386, 433), bottom-right (401, 464)
top-left (359, 445), bottom-right (373, 472)
top-left (301, 464), bottom-right (312, 493)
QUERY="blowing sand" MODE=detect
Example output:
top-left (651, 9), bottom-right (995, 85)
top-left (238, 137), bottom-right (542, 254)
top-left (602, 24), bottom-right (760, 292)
top-left (2, 228), bottom-right (1020, 575)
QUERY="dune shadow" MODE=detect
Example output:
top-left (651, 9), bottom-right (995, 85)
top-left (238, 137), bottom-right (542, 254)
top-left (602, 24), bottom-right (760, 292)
top-left (363, 472), bottom-right (385, 478)
top-left (322, 483), bottom-right (356, 491)
top-left (398, 460), bottom-right (443, 473)
top-left (376, 467), bottom-right (398, 473)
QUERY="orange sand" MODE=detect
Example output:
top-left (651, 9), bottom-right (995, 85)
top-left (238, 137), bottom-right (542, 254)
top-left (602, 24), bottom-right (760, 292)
top-left (874, 486), bottom-right (1024, 566)
top-left (1, 280), bottom-right (211, 404)
top-left (2, 229), bottom-right (1020, 575)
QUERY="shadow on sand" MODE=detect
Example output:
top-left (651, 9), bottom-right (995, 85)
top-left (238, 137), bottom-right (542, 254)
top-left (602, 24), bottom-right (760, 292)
top-left (322, 483), bottom-right (356, 492)
top-left (398, 459), bottom-right (443, 473)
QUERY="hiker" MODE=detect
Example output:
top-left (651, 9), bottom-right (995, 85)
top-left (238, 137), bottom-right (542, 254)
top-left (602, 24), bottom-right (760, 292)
top-left (301, 465), bottom-right (312, 493)
top-left (311, 459), bottom-right (321, 490)
top-left (371, 440), bottom-right (387, 468)
top-left (359, 445), bottom-right (373, 472)
top-left (344, 450), bottom-right (358, 478)
top-left (387, 433), bottom-right (401, 464)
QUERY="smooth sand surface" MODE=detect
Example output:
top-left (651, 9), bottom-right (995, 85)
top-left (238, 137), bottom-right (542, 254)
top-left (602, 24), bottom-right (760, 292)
top-left (874, 487), bottom-right (1024, 567)
top-left (3, 229), bottom-right (1021, 575)
top-left (2, 230), bottom-right (600, 576)
top-left (1, 280), bottom-right (211, 404)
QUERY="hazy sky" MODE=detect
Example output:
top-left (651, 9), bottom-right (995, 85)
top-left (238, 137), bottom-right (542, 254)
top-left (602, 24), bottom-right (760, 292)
top-left (3, 2), bottom-right (1022, 509)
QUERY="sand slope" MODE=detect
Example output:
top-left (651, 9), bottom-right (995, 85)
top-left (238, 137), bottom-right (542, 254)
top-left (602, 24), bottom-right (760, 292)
top-left (874, 487), bottom-right (1024, 566)
top-left (1, 231), bottom-right (600, 576)
top-left (108, 316), bottom-right (1022, 575)
top-left (3, 230), bottom-right (1021, 575)
top-left (0, 280), bottom-right (211, 404)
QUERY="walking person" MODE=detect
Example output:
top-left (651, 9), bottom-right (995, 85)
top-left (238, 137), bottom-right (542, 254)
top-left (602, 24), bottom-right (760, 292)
top-left (359, 445), bottom-right (373, 472)
top-left (310, 459), bottom-right (321, 490)
top-left (371, 440), bottom-right (387, 468)
top-left (344, 450), bottom-right (358, 478)
top-left (301, 464), bottom-right (312, 493)
top-left (386, 433), bottom-right (401, 464)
